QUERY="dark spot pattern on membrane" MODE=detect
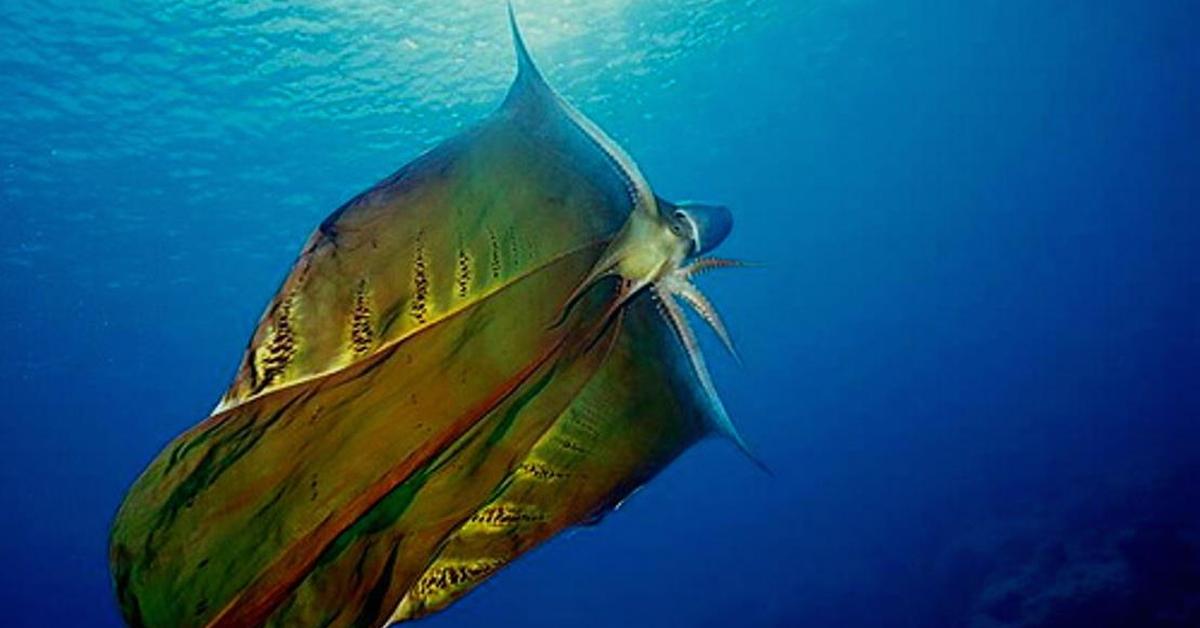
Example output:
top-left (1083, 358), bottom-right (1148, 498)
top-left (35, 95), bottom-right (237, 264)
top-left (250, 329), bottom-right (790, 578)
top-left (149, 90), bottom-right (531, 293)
top-left (413, 560), bottom-right (501, 599)
top-left (351, 279), bottom-right (373, 355)
top-left (488, 228), bottom-right (502, 280)
top-left (516, 461), bottom-right (570, 481)
top-left (468, 503), bottom-right (546, 527)
top-left (258, 294), bottom-right (297, 389)
top-left (506, 226), bottom-right (520, 269)
top-left (555, 437), bottom-right (590, 455)
top-left (455, 249), bottom-right (472, 298)
top-left (410, 233), bottom-right (429, 325)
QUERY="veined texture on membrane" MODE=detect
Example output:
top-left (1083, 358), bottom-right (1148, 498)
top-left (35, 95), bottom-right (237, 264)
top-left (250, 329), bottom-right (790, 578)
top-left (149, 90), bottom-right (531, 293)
top-left (109, 8), bottom-right (754, 628)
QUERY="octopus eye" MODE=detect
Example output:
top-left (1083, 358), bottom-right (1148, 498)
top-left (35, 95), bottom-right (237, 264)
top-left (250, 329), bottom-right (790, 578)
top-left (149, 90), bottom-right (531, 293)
top-left (670, 211), bottom-right (691, 238)
top-left (672, 203), bottom-right (732, 256)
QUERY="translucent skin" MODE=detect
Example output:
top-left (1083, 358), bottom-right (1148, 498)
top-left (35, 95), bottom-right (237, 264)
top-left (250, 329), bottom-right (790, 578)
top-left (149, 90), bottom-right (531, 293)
top-left (108, 12), bottom-right (746, 628)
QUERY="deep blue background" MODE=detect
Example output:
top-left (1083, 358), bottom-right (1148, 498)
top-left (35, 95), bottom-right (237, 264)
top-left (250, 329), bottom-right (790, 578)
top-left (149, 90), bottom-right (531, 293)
top-left (2, 1), bottom-right (1198, 626)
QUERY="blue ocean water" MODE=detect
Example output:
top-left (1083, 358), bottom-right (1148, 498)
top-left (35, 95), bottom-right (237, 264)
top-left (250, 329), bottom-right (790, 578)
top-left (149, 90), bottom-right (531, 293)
top-left (3, 1), bottom-right (1199, 626)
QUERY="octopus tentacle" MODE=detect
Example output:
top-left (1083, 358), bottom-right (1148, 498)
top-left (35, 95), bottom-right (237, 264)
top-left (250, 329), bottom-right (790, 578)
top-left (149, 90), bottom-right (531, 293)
top-left (652, 283), bottom-right (766, 471)
top-left (652, 285), bottom-right (716, 403)
top-left (681, 257), bottom-right (754, 278)
top-left (668, 276), bottom-right (740, 363)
